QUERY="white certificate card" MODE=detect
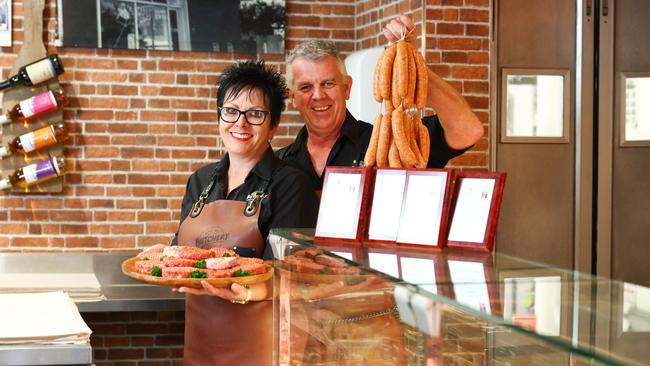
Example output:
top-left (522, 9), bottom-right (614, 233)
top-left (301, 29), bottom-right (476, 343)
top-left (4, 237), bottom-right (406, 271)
top-left (448, 178), bottom-right (496, 243)
top-left (396, 172), bottom-right (448, 246)
top-left (316, 172), bottom-right (363, 239)
top-left (367, 169), bottom-right (407, 241)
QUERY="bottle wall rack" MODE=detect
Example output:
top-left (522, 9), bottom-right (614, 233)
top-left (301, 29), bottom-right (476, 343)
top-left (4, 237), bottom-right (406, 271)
top-left (1, 0), bottom-right (63, 194)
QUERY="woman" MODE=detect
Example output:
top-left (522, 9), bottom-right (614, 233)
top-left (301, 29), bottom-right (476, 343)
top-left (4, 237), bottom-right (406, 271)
top-left (173, 60), bottom-right (319, 366)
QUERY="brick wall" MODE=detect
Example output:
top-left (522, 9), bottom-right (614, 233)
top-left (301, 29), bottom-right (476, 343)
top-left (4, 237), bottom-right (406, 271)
top-left (82, 311), bottom-right (185, 366)
top-left (1, 1), bottom-right (489, 362)
top-left (0, 0), bottom-right (490, 252)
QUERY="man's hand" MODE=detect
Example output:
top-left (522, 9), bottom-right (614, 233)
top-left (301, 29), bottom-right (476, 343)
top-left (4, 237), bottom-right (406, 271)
top-left (382, 15), bottom-right (417, 45)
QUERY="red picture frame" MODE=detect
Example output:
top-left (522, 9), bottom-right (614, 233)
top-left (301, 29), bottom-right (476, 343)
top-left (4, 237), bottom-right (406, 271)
top-left (364, 168), bottom-right (455, 249)
top-left (445, 171), bottom-right (507, 252)
top-left (396, 169), bottom-right (455, 249)
top-left (364, 168), bottom-right (408, 244)
top-left (315, 166), bottom-right (372, 243)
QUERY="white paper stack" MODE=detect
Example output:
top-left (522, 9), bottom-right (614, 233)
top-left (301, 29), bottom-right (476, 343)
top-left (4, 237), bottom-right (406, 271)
top-left (0, 291), bottom-right (92, 345)
top-left (0, 273), bottom-right (104, 302)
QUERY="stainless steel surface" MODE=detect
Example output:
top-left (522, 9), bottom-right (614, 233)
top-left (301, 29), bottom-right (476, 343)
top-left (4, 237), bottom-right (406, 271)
top-left (0, 344), bottom-right (91, 366)
top-left (0, 252), bottom-right (185, 365)
top-left (0, 252), bottom-right (185, 312)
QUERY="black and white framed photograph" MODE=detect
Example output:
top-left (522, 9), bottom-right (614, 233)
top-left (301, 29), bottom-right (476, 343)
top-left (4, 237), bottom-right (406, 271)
top-left (0, 0), bottom-right (11, 47)
top-left (57, 0), bottom-right (285, 54)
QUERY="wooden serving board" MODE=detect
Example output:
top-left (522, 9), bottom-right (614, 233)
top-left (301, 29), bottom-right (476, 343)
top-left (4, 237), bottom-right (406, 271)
top-left (121, 257), bottom-right (274, 289)
top-left (1, 0), bottom-right (64, 194)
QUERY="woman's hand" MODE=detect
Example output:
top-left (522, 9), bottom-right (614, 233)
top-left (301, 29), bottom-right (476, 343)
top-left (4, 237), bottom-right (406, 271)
top-left (382, 14), bottom-right (417, 45)
top-left (176, 281), bottom-right (267, 303)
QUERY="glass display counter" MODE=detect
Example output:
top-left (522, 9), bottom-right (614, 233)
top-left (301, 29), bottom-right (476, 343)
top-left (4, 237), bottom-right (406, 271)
top-left (269, 229), bottom-right (650, 366)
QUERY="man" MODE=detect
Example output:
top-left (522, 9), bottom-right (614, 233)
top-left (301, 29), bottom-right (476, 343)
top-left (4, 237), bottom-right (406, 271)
top-left (277, 15), bottom-right (484, 191)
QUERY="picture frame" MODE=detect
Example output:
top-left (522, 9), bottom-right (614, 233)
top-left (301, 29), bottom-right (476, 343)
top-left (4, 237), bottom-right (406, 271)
top-left (619, 72), bottom-right (650, 147)
top-left (365, 168), bottom-right (454, 248)
top-left (396, 169), bottom-right (455, 248)
top-left (500, 68), bottom-right (571, 144)
top-left (315, 166), bottom-right (371, 243)
top-left (365, 168), bottom-right (408, 243)
top-left (56, 0), bottom-right (286, 54)
top-left (0, 0), bottom-right (11, 47)
top-left (446, 171), bottom-right (507, 252)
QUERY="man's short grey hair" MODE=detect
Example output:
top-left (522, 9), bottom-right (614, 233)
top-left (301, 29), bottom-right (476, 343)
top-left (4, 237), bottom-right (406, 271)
top-left (286, 40), bottom-right (348, 88)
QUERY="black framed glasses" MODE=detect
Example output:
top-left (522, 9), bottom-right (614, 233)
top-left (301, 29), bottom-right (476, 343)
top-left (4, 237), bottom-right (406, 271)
top-left (218, 107), bottom-right (269, 126)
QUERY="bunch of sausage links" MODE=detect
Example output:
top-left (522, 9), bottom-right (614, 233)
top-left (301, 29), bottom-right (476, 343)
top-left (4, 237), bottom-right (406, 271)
top-left (364, 33), bottom-right (431, 169)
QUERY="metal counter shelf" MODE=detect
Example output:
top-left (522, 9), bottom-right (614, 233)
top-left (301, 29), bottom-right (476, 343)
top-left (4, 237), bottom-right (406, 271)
top-left (0, 252), bottom-right (185, 366)
top-left (0, 252), bottom-right (184, 312)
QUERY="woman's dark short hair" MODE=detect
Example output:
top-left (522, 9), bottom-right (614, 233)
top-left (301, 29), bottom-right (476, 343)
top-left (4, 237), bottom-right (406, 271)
top-left (217, 60), bottom-right (287, 128)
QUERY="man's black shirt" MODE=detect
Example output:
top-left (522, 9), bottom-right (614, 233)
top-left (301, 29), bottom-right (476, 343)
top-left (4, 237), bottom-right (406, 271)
top-left (276, 110), bottom-right (465, 190)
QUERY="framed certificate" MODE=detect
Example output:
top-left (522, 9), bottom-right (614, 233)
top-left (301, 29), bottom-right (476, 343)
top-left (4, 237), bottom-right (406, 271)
top-left (396, 169), bottom-right (454, 248)
top-left (315, 166), bottom-right (371, 243)
top-left (365, 168), bottom-right (408, 243)
top-left (446, 171), bottom-right (506, 252)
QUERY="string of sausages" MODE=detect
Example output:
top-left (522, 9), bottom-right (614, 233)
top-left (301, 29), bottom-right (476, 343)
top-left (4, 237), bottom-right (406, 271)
top-left (364, 39), bottom-right (430, 169)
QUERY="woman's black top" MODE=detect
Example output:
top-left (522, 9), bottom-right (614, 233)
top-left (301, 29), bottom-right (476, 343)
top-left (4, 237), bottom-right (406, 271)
top-left (171, 146), bottom-right (319, 258)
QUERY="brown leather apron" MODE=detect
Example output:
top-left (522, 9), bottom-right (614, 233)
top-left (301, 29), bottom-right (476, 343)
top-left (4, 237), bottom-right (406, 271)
top-left (178, 181), bottom-right (272, 366)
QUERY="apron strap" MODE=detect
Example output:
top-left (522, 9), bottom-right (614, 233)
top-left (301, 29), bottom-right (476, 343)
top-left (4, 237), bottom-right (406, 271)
top-left (190, 169), bottom-right (219, 218)
top-left (243, 166), bottom-right (282, 217)
top-left (191, 161), bottom-right (285, 218)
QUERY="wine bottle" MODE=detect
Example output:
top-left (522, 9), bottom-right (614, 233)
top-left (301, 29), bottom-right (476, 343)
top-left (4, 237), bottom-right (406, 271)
top-left (0, 156), bottom-right (67, 190)
top-left (0, 55), bottom-right (65, 91)
top-left (0, 88), bottom-right (67, 126)
top-left (0, 123), bottom-right (67, 158)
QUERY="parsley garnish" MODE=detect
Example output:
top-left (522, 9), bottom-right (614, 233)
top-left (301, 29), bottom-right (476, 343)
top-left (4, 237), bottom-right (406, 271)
top-left (189, 270), bottom-right (207, 279)
top-left (150, 266), bottom-right (162, 277)
top-left (234, 268), bottom-right (251, 277)
top-left (317, 268), bottom-right (333, 275)
top-left (194, 259), bottom-right (206, 269)
top-left (223, 253), bottom-right (231, 257)
top-left (141, 256), bottom-right (149, 261)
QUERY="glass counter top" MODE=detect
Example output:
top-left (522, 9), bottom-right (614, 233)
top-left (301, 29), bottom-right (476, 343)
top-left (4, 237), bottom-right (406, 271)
top-left (269, 228), bottom-right (649, 366)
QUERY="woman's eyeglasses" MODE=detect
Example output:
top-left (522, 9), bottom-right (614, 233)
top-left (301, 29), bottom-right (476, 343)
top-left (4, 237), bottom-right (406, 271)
top-left (218, 107), bottom-right (269, 126)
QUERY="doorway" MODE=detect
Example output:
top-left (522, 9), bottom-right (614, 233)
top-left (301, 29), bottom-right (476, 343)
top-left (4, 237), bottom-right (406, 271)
top-left (493, 0), bottom-right (650, 286)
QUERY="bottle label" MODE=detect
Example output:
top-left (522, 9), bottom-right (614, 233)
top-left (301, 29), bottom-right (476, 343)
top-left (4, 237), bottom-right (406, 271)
top-left (19, 91), bottom-right (58, 118)
top-left (19, 125), bottom-right (57, 153)
top-left (22, 159), bottom-right (57, 184)
top-left (24, 59), bottom-right (56, 85)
